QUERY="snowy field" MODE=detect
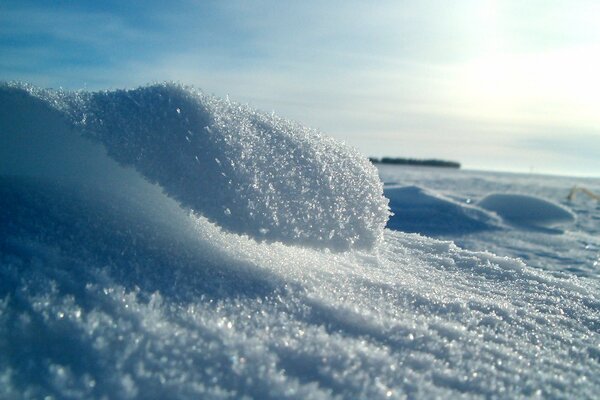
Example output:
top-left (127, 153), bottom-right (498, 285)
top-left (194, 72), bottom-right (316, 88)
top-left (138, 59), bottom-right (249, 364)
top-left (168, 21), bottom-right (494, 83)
top-left (1, 83), bottom-right (599, 399)
top-left (380, 165), bottom-right (600, 281)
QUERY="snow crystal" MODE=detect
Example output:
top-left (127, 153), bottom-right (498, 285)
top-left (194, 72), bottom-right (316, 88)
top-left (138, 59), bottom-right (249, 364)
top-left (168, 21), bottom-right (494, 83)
top-left (11, 83), bottom-right (389, 251)
top-left (1, 83), bottom-right (599, 399)
top-left (1, 175), bottom-right (598, 398)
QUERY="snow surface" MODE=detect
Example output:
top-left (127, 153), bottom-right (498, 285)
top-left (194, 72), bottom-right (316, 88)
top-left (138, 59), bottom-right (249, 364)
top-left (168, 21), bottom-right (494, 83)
top-left (1, 83), bottom-right (600, 399)
top-left (379, 164), bottom-right (600, 280)
top-left (478, 193), bottom-right (576, 228)
top-left (385, 185), bottom-right (501, 235)
top-left (6, 83), bottom-right (389, 252)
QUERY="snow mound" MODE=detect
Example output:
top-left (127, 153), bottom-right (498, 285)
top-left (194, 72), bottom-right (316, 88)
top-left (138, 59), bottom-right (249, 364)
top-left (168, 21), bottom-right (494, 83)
top-left (478, 193), bottom-right (575, 228)
top-left (2, 82), bottom-right (599, 398)
top-left (7, 83), bottom-right (389, 251)
top-left (385, 185), bottom-right (500, 235)
top-left (1, 176), bottom-right (599, 399)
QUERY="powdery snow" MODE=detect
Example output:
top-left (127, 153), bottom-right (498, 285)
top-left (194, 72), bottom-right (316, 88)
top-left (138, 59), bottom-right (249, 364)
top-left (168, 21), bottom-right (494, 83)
top-left (378, 164), bottom-right (599, 280)
top-left (1, 83), bottom-right (599, 399)
top-left (385, 185), bottom-right (501, 235)
top-left (478, 193), bottom-right (576, 228)
top-left (15, 83), bottom-right (389, 251)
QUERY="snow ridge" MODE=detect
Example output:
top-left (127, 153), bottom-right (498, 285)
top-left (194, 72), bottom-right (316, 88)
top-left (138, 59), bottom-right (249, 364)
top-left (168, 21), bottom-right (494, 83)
top-left (1, 83), bottom-right (599, 399)
top-left (18, 83), bottom-right (389, 251)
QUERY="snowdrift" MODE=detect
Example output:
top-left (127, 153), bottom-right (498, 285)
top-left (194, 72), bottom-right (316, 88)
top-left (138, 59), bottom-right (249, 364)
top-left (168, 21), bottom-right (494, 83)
top-left (385, 185), bottom-right (500, 235)
top-left (384, 185), bottom-right (576, 236)
top-left (478, 193), bottom-right (576, 228)
top-left (1, 83), bottom-right (599, 399)
top-left (2, 83), bottom-right (388, 251)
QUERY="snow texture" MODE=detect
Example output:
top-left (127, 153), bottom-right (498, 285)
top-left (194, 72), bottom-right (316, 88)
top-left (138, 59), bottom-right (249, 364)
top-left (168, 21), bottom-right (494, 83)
top-left (9, 83), bottom-right (389, 251)
top-left (378, 164), bottom-right (600, 280)
top-left (385, 185), bottom-right (500, 235)
top-left (1, 83), bottom-right (599, 399)
top-left (478, 193), bottom-right (576, 228)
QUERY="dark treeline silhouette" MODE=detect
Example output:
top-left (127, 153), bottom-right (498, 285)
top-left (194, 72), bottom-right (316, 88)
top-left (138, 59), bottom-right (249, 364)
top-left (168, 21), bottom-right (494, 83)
top-left (369, 157), bottom-right (461, 169)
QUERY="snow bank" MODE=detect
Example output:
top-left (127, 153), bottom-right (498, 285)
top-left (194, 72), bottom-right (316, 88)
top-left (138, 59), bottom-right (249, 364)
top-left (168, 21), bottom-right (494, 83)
top-left (385, 185), bottom-right (500, 235)
top-left (478, 193), bottom-right (575, 228)
top-left (2, 176), bottom-right (598, 399)
top-left (1, 83), bottom-right (599, 399)
top-left (8, 83), bottom-right (388, 251)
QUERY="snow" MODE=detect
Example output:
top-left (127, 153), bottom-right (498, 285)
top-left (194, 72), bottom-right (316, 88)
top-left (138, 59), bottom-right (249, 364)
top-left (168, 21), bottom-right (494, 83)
top-left (1, 83), bottom-right (600, 399)
top-left (478, 193), bottom-right (576, 228)
top-left (378, 164), bottom-right (600, 280)
top-left (385, 185), bottom-right (501, 235)
top-left (12, 83), bottom-right (389, 252)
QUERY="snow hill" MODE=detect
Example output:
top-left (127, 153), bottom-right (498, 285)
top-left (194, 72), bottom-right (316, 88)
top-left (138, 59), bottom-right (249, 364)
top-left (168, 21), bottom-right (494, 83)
top-left (478, 193), bottom-right (576, 228)
top-left (384, 185), bottom-right (501, 235)
top-left (3, 83), bottom-right (388, 252)
top-left (1, 83), bottom-right (599, 399)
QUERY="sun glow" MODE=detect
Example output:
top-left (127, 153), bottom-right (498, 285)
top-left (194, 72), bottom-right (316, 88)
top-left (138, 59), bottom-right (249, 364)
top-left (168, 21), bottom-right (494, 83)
top-left (445, 0), bottom-right (600, 128)
top-left (456, 46), bottom-right (600, 126)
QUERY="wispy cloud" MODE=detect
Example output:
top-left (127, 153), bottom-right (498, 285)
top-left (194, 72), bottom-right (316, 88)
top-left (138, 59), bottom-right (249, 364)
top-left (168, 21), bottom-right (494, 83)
top-left (2, 0), bottom-right (599, 175)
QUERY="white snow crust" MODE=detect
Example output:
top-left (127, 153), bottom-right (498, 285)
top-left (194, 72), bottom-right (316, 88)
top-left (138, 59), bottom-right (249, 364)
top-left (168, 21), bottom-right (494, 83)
top-left (1, 83), bottom-right (599, 399)
top-left (478, 193), bottom-right (576, 228)
top-left (12, 83), bottom-right (389, 251)
top-left (385, 185), bottom-right (501, 235)
top-left (378, 164), bottom-right (600, 280)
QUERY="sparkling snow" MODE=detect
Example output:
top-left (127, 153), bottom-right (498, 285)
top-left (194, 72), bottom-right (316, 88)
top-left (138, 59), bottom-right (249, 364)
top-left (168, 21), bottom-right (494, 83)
top-left (18, 83), bottom-right (389, 251)
top-left (1, 83), bottom-right (599, 399)
top-left (478, 193), bottom-right (576, 228)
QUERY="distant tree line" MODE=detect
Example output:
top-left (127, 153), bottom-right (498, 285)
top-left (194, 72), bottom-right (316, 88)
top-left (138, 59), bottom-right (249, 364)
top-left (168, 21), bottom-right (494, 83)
top-left (369, 157), bottom-right (461, 169)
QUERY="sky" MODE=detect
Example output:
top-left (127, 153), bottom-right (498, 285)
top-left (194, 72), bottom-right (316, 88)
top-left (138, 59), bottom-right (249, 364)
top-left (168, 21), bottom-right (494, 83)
top-left (1, 0), bottom-right (599, 177)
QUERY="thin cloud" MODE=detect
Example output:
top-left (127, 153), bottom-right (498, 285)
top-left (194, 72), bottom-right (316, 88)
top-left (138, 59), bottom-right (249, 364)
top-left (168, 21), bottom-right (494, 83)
top-left (2, 0), bottom-right (599, 175)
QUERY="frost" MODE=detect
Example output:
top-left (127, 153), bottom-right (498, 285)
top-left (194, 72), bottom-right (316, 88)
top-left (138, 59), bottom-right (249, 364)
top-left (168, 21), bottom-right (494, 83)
top-left (17, 83), bottom-right (389, 251)
top-left (1, 82), bottom-right (599, 399)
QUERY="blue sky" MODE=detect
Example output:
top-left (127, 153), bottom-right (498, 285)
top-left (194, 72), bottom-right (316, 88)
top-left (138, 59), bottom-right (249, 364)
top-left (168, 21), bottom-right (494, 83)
top-left (2, 0), bottom-right (599, 176)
